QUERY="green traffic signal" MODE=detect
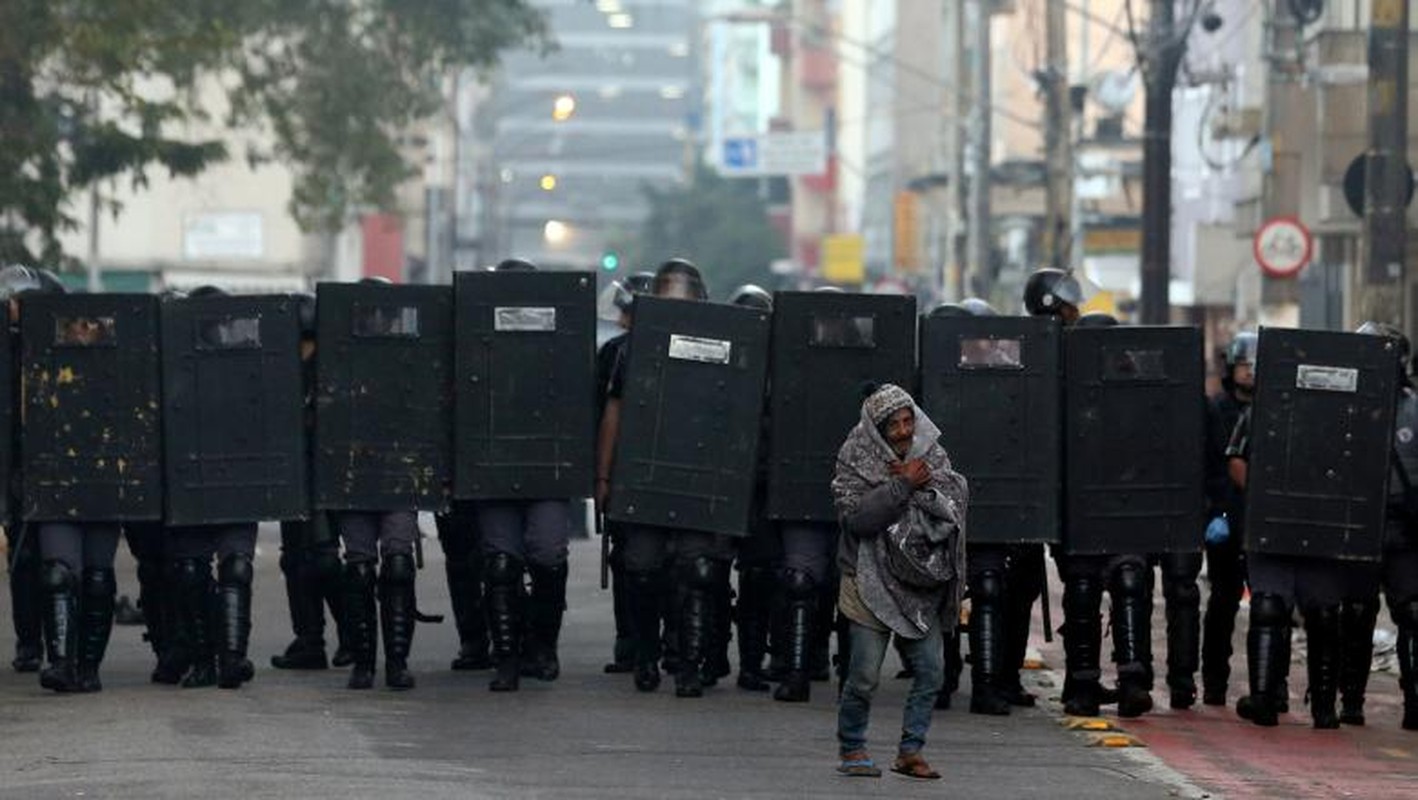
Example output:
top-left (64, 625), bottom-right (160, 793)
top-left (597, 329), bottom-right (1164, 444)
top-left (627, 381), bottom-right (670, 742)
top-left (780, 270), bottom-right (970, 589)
top-left (600, 251), bottom-right (620, 271)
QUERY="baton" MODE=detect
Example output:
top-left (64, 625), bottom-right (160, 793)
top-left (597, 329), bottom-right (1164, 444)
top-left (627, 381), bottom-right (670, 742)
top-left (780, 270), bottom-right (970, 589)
top-left (598, 510), bottom-right (610, 591)
top-left (414, 530), bottom-right (426, 571)
top-left (1039, 556), bottom-right (1054, 644)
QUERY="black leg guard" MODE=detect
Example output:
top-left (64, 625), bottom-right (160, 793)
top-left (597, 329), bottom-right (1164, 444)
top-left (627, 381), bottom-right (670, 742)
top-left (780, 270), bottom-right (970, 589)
top-left (809, 574), bottom-right (837, 682)
top-left (523, 562), bottom-right (568, 682)
top-left (1061, 573), bottom-right (1105, 716)
top-left (447, 553), bottom-right (491, 671)
top-left (605, 535), bottom-right (635, 673)
top-left (10, 529), bottom-right (43, 673)
top-left (1002, 546), bottom-right (1042, 706)
top-left (705, 566), bottom-right (734, 685)
top-left (75, 568), bottom-right (116, 693)
top-left (675, 557), bottom-right (718, 698)
top-left (135, 553), bottom-right (181, 682)
top-left (627, 570), bottom-right (663, 692)
top-left (312, 546), bottom-right (350, 668)
top-left (1201, 570), bottom-right (1242, 706)
top-left (968, 569), bottom-right (1011, 715)
top-left (1395, 601), bottom-right (1418, 731)
top-left (1339, 597), bottom-right (1379, 725)
top-left (1163, 561), bottom-right (1201, 710)
top-left (485, 552), bottom-right (524, 692)
top-left (173, 559), bottom-right (217, 689)
top-left (661, 578), bottom-right (683, 674)
top-left (1110, 562), bottom-right (1155, 718)
top-left (735, 565), bottom-right (774, 692)
top-left (379, 553), bottom-right (417, 690)
top-left (773, 568), bottom-right (815, 703)
top-left (1303, 605), bottom-right (1341, 729)
top-left (216, 555), bottom-right (255, 689)
top-left (39, 562), bottom-right (80, 693)
top-left (343, 561), bottom-right (378, 690)
top-left (1238, 593), bottom-right (1289, 726)
top-left (272, 543), bottom-right (328, 670)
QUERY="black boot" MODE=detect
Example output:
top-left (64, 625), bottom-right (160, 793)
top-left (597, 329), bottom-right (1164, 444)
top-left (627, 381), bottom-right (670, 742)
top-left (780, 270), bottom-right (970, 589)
top-left (1396, 603), bottom-right (1418, 731)
top-left (379, 553), bottom-right (417, 690)
top-left (272, 545), bottom-right (329, 670)
top-left (9, 528), bottom-right (43, 673)
top-left (343, 561), bottom-right (378, 690)
top-left (661, 578), bottom-right (683, 675)
top-left (1061, 574), bottom-right (1105, 716)
top-left (627, 571), bottom-right (663, 692)
top-left (735, 565), bottom-right (774, 692)
top-left (1111, 563), bottom-right (1155, 718)
top-left (216, 555), bottom-right (255, 689)
top-left (74, 569), bottom-right (116, 693)
top-left (447, 551), bottom-right (491, 671)
top-left (773, 569), bottom-right (815, 703)
top-left (968, 569), bottom-right (1011, 715)
top-left (173, 559), bottom-right (217, 689)
top-left (1164, 566), bottom-right (1201, 710)
top-left (136, 554), bottom-right (183, 684)
top-left (313, 544), bottom-right (351, 669)
top-left (1201, 581), bottom-right (1241, 707)
top-left (1002, 569), bottom-right (1038, 708)
top-left (1304, 605), bottom-right (1341, 729)
top-left (1237, 593), bottom-right (1289, 727)
top-left (485, 552), bottom-right (523, 692)
top-left (523, 562), bottom-right (568, 682)
top-left (39, 562), bottom-right (80, 693)
top-left (675, 557), bottom-right (717, 698)
top-left (605, 533), bottom-right (635, 674)
top-left (809, 575), bottom-right (837, 682)
top-left (703, 566), bottom-right (734, 686)
top-left (1338, 597), bottom-right (1379, 725)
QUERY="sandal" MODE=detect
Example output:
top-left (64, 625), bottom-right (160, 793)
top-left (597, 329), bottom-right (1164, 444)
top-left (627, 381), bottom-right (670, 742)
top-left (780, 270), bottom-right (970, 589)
top-left (891, 752), bottom-right (942, 780)
top-left (837, 751), bottom-right (882, 777)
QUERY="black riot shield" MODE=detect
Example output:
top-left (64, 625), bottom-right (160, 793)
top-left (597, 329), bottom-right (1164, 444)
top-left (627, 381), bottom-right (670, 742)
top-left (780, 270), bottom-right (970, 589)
top-left (766, 292), bottom-right (916, 522)
top-left (0, 321), bottom-right (12, 524)
top-left (1064, 326), bottom-right (1204, 555)
top-left (161, 295), bottom-right (306, 525)
top-left (20, 294), bottom-right (162, 522)
top-left (920, 315), bottom-right (1061, 545)
top-left (607, 297), bottom-right (770, 536)
top-left (1244, 328), bottom-right (1397, 561)
top-left (313, 283), bottom-right (453, 512)
top-left (453, 270), bottom-right (596, 499)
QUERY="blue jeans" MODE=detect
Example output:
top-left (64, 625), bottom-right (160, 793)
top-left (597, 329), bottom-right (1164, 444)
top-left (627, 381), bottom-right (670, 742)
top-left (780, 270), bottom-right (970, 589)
top-left (837, 620), bottom-right (944, 757)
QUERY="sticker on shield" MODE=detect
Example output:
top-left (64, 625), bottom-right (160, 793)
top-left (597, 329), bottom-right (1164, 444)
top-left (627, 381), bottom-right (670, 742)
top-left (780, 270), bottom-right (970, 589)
top-left (494, 306), bottom-right (557, 332)
top-left (1296, 364), bottom-right (1359, 393)
top-left (668, 334), bottom-right (732, 365)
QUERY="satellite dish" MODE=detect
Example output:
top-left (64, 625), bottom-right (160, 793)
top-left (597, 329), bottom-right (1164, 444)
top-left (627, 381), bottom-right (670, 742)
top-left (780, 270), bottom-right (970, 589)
top-left (1091, 70), bottom-right (1138, 114)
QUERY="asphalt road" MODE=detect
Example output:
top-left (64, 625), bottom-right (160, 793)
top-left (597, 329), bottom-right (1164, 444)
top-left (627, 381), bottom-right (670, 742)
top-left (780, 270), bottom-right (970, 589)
top-left (0, 524), bottom-right (1199, 800)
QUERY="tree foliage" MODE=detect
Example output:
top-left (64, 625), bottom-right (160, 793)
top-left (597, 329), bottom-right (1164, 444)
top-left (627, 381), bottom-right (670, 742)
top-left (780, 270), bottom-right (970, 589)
top-left (628, 163), bottom-right (786, 299)
top-left (0, 0), bottom-right (548, 266)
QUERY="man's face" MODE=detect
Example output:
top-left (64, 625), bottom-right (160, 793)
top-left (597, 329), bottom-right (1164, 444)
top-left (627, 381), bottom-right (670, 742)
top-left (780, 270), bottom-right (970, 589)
top-left (1233, 362), bottom-right (1255, 392)
top-left (1060, 304), bottom-right (1080, 325)
top-left (883, 407), bottom-right (915, 458)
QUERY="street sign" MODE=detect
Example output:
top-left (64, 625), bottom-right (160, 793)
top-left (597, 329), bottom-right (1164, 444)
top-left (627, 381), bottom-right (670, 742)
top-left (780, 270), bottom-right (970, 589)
top-left (1253, 216), bottom-right (1312, 279)
top-left (1342, 153), bottom-right (1416, 217)
top-left (719, 132), bottom-right (827, 177)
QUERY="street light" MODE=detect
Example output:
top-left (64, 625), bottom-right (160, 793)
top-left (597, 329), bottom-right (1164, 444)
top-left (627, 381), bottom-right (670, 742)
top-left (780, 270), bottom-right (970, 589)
top-left (552, 94), bottom-right (576, 122)
top-left (543, 219), bottom-right (570, 245)
top-left (540, 174), bottom-right (558, 192)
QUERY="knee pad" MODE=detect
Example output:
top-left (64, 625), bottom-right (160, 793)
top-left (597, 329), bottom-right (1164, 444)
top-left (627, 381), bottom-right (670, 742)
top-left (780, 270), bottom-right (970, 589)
top-left (1112, 563), bottom-right (1149, 598)
top-left (971, 569), bottom-right (1006, 605)
top-left (41, 562), bottom-right (76, 593)
top-left (1251, 593), bottom-right (1291, 627)
top-left (485, 552), bottom-right (524, 587)
top-left (218, 554), bottom-right (254, 587)
top-left (380, 552), bottom-right (416, 586)
top-left (81, 568), bottom-right (116, 600)
top-left (783, 568), bottom-right (817, 601)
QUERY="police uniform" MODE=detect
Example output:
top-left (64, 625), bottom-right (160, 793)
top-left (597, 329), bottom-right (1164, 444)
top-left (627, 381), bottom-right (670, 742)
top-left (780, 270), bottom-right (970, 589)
top-left (1383, 385), bottom-right (1418, 730)
top-left (336, 509), bottom-right (420, 690)
top-left (436, 501), bottom-right (489, 671)
top-left (1200, 387), bottom-right (1249, 705)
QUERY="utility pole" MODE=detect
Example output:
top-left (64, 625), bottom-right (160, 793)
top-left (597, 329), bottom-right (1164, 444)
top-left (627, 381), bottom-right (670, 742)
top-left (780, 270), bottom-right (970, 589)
top-left (951, 0), bottom-right (969, 300)
top-left (1043, 0), bottom-right (1072, 270)
top-left (1138, 0), bottom-right (1185, 324)
top-left (1359, 0), bottom-right (1409, 327)
top-left (967, 0), bottom-right (992, 299)
top-left (1259, 4), bottom-right (1303, 312)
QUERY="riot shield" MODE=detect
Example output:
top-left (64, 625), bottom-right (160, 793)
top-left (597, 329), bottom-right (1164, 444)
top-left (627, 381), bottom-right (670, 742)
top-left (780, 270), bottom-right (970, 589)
top-left (607, 296), bottom-right (770, 536)
top-left (1244, 328), bottom-right (1396, 561)
top-left (20, 294), bottom-right (162, 521)
top-left (453, 270), bottom-right (596, 499)
top-left (0, 321), bottom-right (12, 524)
top-left (1063, 326), bottom-right (1204, 555)
top-left (313, 283), bottom-right (453, 512)
top-left (920, 315), bottom-right (1061, 545)
top-left (766, 292), bottom-right (916, 522)
top-left (161, 294), bottom-right (306, 525)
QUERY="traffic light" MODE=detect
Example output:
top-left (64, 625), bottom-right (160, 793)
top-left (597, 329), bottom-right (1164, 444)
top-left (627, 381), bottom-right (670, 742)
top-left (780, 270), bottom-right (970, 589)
top-left (600, 251), bottom-right (620, 271)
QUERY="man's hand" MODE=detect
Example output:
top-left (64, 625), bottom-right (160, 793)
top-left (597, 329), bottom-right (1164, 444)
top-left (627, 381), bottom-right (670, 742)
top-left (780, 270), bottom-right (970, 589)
top-left (595, 478), bottom-right (610, 514)
top-left (890, 459), bottom-right (931, 489)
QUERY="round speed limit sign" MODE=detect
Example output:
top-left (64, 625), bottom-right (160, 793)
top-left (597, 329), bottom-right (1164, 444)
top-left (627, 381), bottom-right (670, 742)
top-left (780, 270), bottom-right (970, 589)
top-left (1253, 216), bottom-right (1313, 279)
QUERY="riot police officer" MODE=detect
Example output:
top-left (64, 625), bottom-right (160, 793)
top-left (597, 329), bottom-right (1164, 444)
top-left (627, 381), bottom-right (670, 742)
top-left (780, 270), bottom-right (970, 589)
top-left (271, 292), bottom-right (348, 672)
top-left (1025, 269), bottom-right (1153, 717)
top-left (436, 503), bottom-right (488, 672)
top-left (1200, 332), bottom-right (1256, 706)
top-left (597, 259), bottom-right (736, 698)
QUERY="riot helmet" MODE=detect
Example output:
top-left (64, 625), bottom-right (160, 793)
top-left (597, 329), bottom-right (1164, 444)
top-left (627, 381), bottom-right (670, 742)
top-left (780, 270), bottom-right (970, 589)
top-left (1357, 320), bottom-right (1413, 387)
top-left (815, 285), bottom-right (845, 294)
top-left (653, 258), bottom-right (707, 301)
top-left (1222, 330), bottom-right (1259, 397)
top-left (494, 258), bottom-right (537, 272)
top-left (293, 292), bottom-right (317, 337)
top-left (927, 303), bottom-right (970, 318)
top-left (1074, 311), bottom-right (1119, 328)
top-left (729, 284), bottom-right (773, 311)
top-left (959, 297), bottom-right (998, 317)
top-left (360, 276), bottom-right (394, 285)
top-left (0, 265), bottom-right (66, 301)
top-left (596, 271), bottom-right (655, 323)
top-left (186, 284), bottom-right (228, 299)
top-left (1023, 268), bottom-right (1086, 322)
